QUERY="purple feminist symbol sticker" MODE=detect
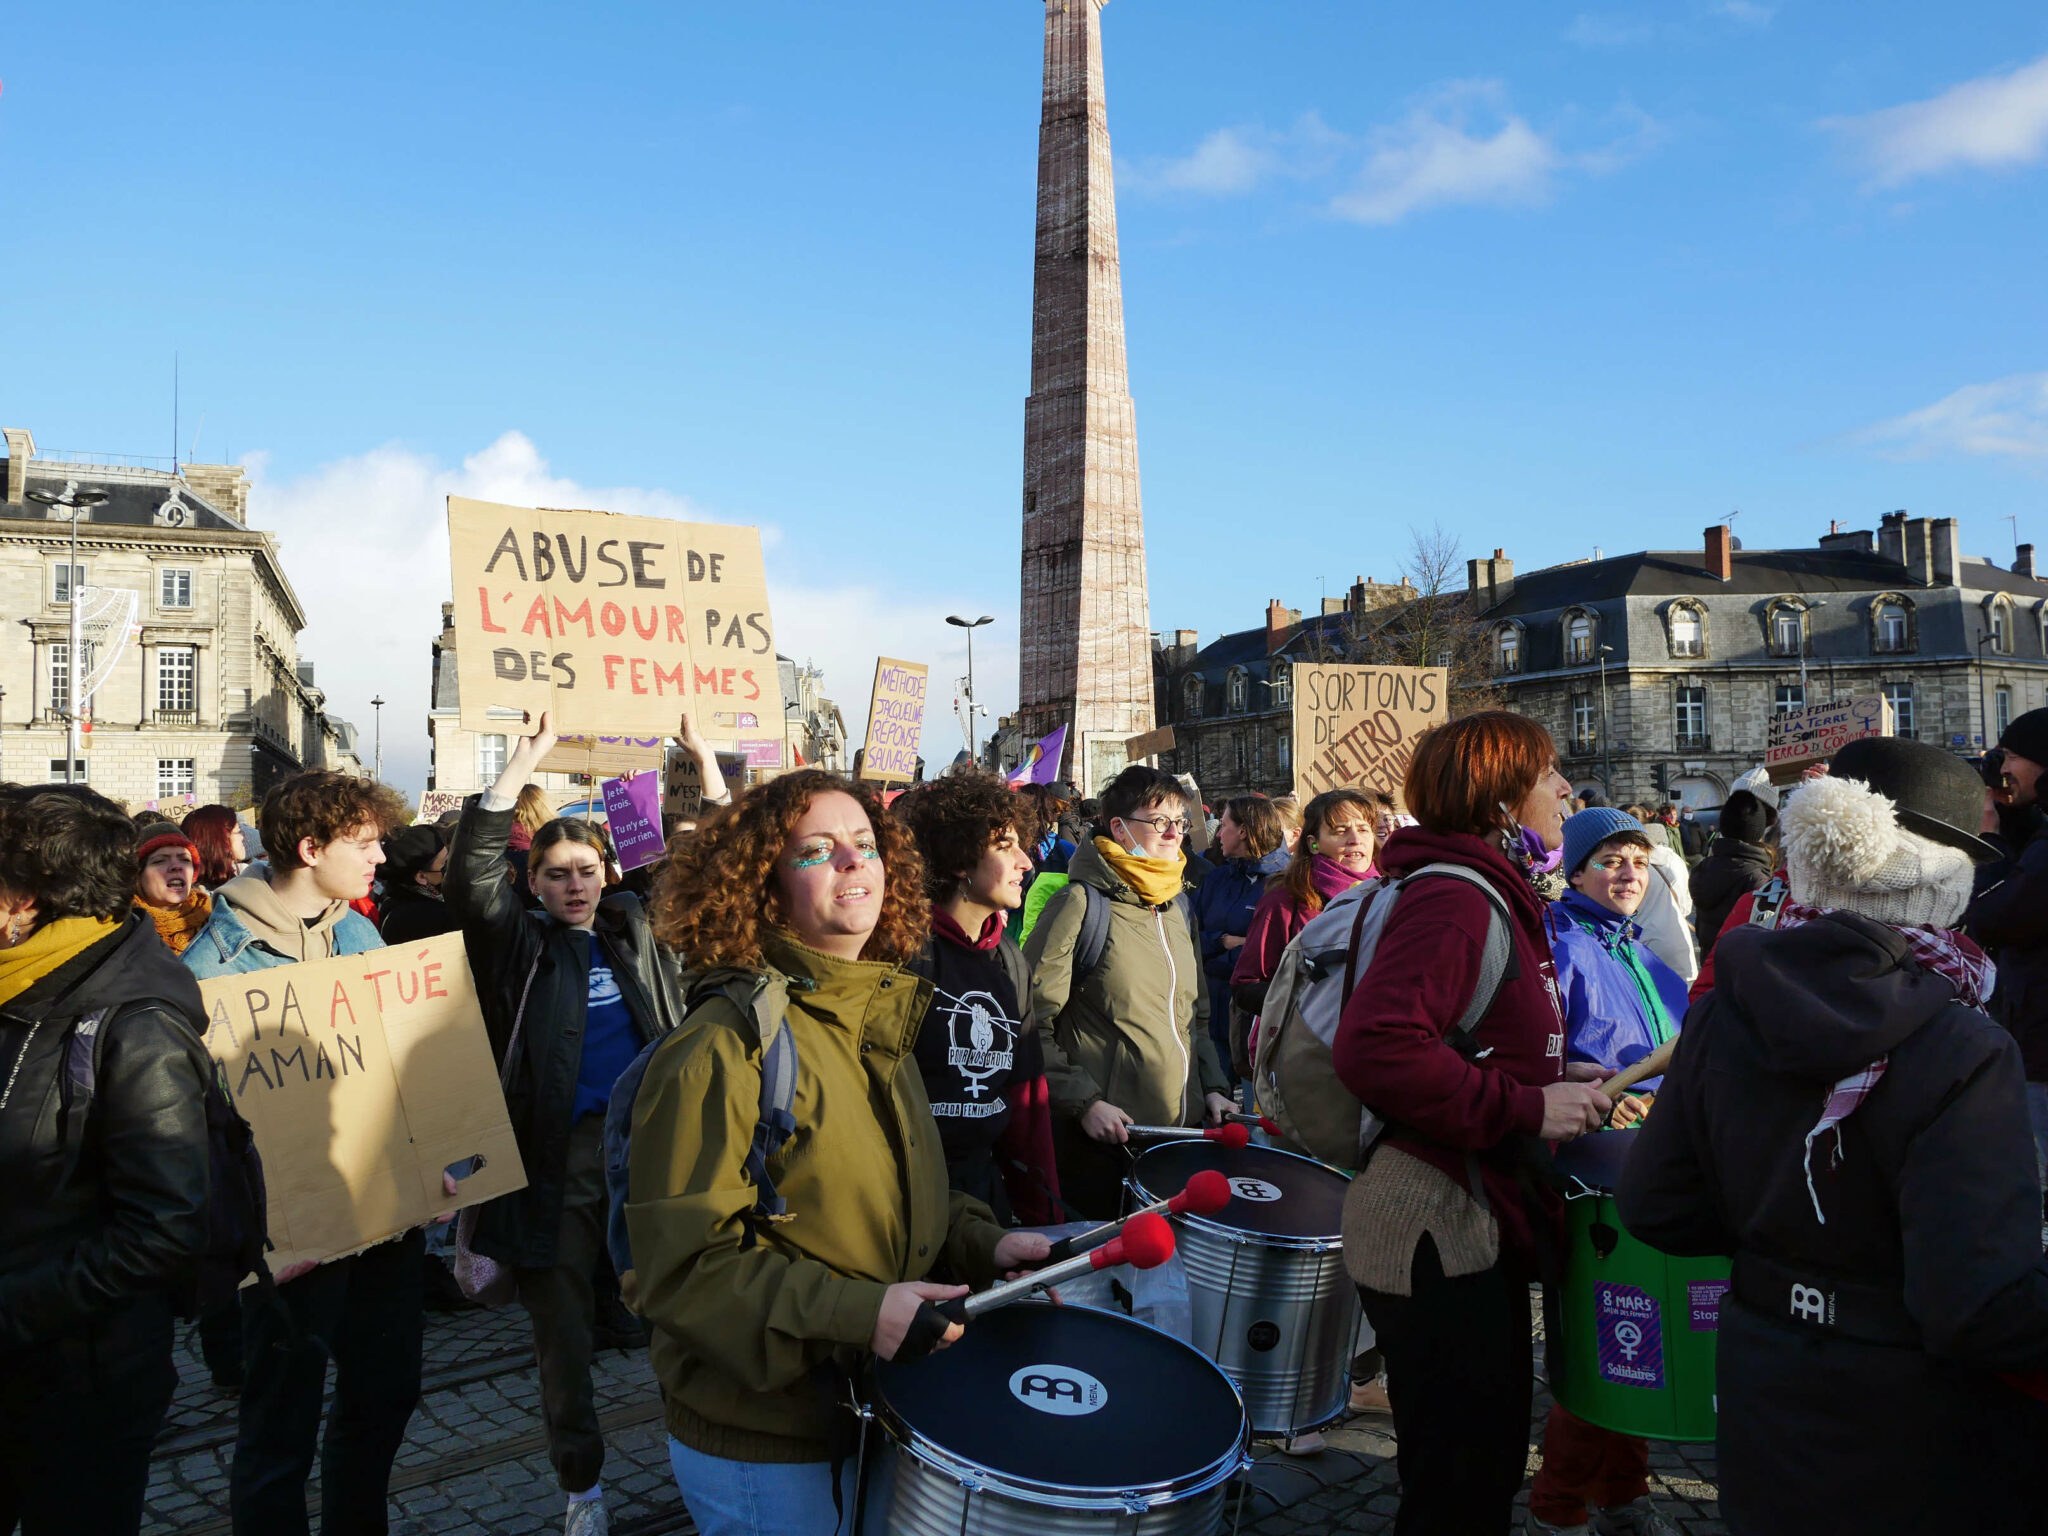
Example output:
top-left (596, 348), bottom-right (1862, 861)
top-left (1594, 1282), bottom-right (1666, 1390)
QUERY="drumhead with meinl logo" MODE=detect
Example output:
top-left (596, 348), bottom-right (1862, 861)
top-left (1128, 1141), bottom-right (1348, 1242)
top-left (873, 1301), bottom-right (1245, 1490)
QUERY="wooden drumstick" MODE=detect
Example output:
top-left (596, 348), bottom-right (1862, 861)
top-left (1600, 1037), bottom-right (1677, 1101)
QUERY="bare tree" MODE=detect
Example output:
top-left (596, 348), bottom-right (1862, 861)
top-left (1346, 525), bottom-right (1505, 715)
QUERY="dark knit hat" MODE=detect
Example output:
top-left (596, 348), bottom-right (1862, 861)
top-left (136, 828), bottom-right (199, 866)
top-left (382, 823), bottom-right (446, 886)
top-left (1999, 707), bottom-right (2048, 769)
top-left (1717, 790), bottom-right (1774, 847)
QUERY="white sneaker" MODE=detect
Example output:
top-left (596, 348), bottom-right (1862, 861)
top-left (565, 1495), bottom-right (610, 1536)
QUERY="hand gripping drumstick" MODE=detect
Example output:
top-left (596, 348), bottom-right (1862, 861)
top-left (1599, 1037), bottom-right (1677, 1101)
top-left (1123, 1121), bottom-right (1252, 1148)
top-left (1041, 1169), bottom-right (1233, 1264)
top-left (935, 1212), bottom-right (1177, 1323)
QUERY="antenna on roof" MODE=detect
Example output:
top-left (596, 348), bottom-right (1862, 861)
top-left (1722, 510), bottom-right (1741, 528)
top-left (172, 352), bottom-right (179, 472)
top-left (2007, 512), bottom-right (2020, 554)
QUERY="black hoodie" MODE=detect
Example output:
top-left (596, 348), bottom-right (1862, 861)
top-left (1620, 911), bottom-right (2048, 1533)
top-left (0, 914), bottom-right (213, 1350)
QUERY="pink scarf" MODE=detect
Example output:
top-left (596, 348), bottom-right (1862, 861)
top-left (1309, 854), bottom-right (1370, 905)
top-left (1777, 899), bottom-right (1995, 1223)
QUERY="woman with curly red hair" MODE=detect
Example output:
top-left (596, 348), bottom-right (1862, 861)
top-left (627, 769), bottom-right (1050, 1533)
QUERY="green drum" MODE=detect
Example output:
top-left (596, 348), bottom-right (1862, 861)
top-left (1550, 1128), bottom-right (1728, 1443)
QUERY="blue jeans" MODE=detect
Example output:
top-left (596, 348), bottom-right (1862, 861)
top-left (668, 1436), bottom-right (891, 1536)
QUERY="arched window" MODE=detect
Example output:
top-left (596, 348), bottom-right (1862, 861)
top-left (1667, 602), bottom-right (1704, 658)
top-left (1182, 674), bottom-right (1204, 721)
top-left (1269, 662), bottom-right (1292, 708)
top-left (1990, 595), bottom-right (2014, 655)
top-left (1563, 609), bottom-right (1595, 665)
top-left (1765, 598), bottom-right (1810, 658)
top-left (1494, 623), bottom-right (1522, 675)
top-left (1226, 668), bottom-right (1248, 713)
top-left (1871, 595), bottom-right (1915, 655)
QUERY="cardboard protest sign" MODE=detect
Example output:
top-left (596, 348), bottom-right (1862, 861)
top-left (447, 496), bottom-right (782, 737)
top-left (537, 734), bottom-right (667, 778)
top-left (416, 789), bottom-right (466, 823)
top-left (1765, 694), bottom-right (1891, 783)
top-left (861, 658), bottom-right (928, 784)
top-left (196, 935), bottom-right (524, 1275)
top-left (602, 773), bottom-right (668, 870)
top-left (1291, 665), bottom-right (1449, 800)
top-left (1125, 726), bottom-right (1175, 761)
top-left (663, 749), bottom-right (704, 819)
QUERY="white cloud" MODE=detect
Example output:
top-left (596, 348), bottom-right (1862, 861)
top-left (1133, 86), bottom-right (1655, 227)
top-left (1707, 0), bottom-right (1775, 26)
top-left (1331, 82), bottom-right (1564, 225)
top-left (1823, 51), bottom-right (2048, 187)
top-left (1854, 374), bottom-right (2048, 461)
top-left (1565, 13), bottom-right (1653, 49)
top-left (251, 432), bottom-right (1016, 795)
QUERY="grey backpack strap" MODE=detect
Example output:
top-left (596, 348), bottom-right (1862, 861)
top-left (1400, 865), bottom-right (1518, 1039)
top-left (1074, 882), bottom-right (1111, 979)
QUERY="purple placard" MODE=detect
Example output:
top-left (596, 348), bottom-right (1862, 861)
top-left (1688, 1279), bottom-right (1728, 1332)
top-left (601, 774), bottom-right (668, 872)
top-left (738, 738), bottom-right (784, 768)
top-left (1594, 1282), bottom-right (1666, 1390)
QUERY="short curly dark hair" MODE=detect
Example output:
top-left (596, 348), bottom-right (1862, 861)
top-left (260, 772), bottom-right (409, 872)
top-left (893, 771), bottom-right (1038, 899)
top-left (0, 784), bottom-right (148, 922)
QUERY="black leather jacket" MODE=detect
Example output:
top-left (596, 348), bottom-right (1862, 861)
top-left (0, 914), bottom-right (213, 1350)
top-left (448, 803), bottom-right (685, 1268)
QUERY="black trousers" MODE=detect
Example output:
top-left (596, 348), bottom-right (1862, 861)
top-left (1360, 1237), bottom-right (1534, 1536)
top-left (0, 1293), bottom-right (178, 1536)
top-left (514, 1117), bottom-right (608, 1494)
top-left (230, 1229), bottom-right (425, 1536)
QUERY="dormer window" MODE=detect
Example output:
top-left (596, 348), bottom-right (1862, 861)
top-left (1182, 674), bottom-right (1204, 721)
top-left (1765, 598), bottom-right (1811, 659)
top-left (1872, 595), bottom-right (1915, 655)
top-left (1494, 623), bottom-right (1522, 675)
top-left (1270, 662), bottom-right (1291, 708)
top-left (1563, 609), bottom-right (1595, 665)
top-left (1226, 668), bottom-right (1248, 713)
top-left (1667, 603), bottom-right (1704, 659)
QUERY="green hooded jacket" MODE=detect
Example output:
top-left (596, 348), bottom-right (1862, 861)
top-left (625, 931), bottom-right (1007, 1463)
top-left (1023, 838), bottom-right (1228, 1126)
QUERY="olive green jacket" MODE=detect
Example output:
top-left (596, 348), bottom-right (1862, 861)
top-left (1024, 838), bottom-right (1228, 1127)
top-left (625, 931), bottom-right (1008, 1463)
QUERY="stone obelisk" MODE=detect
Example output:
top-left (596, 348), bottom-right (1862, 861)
top-left (1019, 0), bottom-right (1155, 794)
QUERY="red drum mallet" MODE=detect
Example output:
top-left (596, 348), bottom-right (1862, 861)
top-left (1042, 1169), bottom-right (1232, 1264)
top-left (937, 1212), bottom-right (1177, 1322)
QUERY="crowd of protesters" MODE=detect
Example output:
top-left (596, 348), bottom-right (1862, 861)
top-left (8, 702), bottom-right (2048, 1536)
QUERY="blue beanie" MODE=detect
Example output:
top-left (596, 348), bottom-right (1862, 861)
top-left (1562, 807), bottom-right (1653, 878)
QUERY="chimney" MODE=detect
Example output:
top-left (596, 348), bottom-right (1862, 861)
top-left (2017, 543), bottom-right (2036, 580)
top-left (1904, 517), bottom-right (1934, 586)
top-left (1704, 525), bottom-right (1733, 582)
top-left (1321, 596), bottom-right (1346, 615)
top-left (1466, 549), bottom-right (1515, 612)
top-left (1930, 517), bottom-right (1959, 586)
top-left (1, 427), bottom-right (33, 504)
top-left (1819, 527), bottom-right (1875, 554)
top-left (1265, 599), bottom-right (1299, 653)
top-left (180, 462), bottom-right (249, 525)
top-left (1878, 510), bottom-right (1908, 567)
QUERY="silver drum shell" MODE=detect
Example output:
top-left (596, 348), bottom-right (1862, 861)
top-left (878, 1434), bottom-right (1238, 1536)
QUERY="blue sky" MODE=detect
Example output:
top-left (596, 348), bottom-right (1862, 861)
top-left (7, 2), bottom-right (2048, 791)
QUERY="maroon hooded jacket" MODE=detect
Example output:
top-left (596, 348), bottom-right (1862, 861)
top-left (1330, 826), bottom-right (1566, 1271)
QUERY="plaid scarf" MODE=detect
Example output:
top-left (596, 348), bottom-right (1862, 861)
top-left (1775, 899), bottom-right (1996, 1223)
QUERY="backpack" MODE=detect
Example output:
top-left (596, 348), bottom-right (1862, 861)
top-left (62, 1006), bottom-right (274, 1314)
top-left (602, 969), bottom-right (799, 1290)
top-left (1072, 882), bottom-right (1194, 981)
top-left (1253, 864), bottom-right (1516, 1169)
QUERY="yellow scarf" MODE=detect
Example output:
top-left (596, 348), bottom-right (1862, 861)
top-left (1093, 836), bottom-right (1188, 908)
top-left (136, 891), bottom-right (213, 956)
top-left (0, 916), bottom-right (120, 1008)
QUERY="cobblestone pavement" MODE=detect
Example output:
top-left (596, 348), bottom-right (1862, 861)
top-left (148, 1291), bottom-right (1722, 1534)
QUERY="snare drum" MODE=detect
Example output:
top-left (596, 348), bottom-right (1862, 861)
top-left (1551, 1127), bottom-right (1729, 1443)
top-left (1127, 1141), bottom-right (1360, 1436)
top-left (871, 1301), bottom-right (1249, 1535)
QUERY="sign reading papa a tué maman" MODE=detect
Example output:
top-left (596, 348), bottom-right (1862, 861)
top-left (861, 658), bottom-right (928, 784)
top-left (447, 497), bottom-right (783, 738)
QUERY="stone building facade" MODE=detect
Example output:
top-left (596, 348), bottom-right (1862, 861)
top-left (1472, 515), bottom-right (2048, 807)
top-left (1150, 578), bottom-right (1420, 802)
top-left (1017, 0), bottom-right (1155, 794)
top-left (0, 429), bottom-right (365, 808)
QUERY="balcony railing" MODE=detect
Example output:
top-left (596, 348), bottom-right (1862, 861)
top-left (152, 709), bottom-right (199, 727)
top-left (1674, 731), bottom-right (1713, 752)
top-left (1566, 736), bottom-right (1600, 757)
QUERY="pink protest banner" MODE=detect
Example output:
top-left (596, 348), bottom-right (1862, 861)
top-left (600, 774), bottom-right (668, 871)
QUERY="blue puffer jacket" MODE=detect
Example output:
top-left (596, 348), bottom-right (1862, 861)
top-left (1545, 888), bottom-right (1689, 1089)
top-left (1191, 848), bottom-right (1291, 1026)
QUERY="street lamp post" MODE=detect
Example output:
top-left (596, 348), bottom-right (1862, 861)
top-left (1597, 644), bottom-right (1614, 798)
top-left (28, 482), bottom-right (111, 783)
top-left (371, 695), bottom-right (386, 780)
top-left (945, 614), bottom-right (994, 757)
top-left (1977, 631), bottom-right (1995, 749)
